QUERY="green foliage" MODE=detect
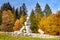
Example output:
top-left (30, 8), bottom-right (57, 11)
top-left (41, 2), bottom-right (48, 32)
top-left (1, 2), bottom-right (60, 36)
top-left (19, 7), bottom-right (22, 18)
top-left (0, 33), bottom-right (60, 40)
top-left (20, 15), bottom-right (27, 26)
top-left (43, 4), bottom-right (52, 17)
top-left (1, 2), bottom-right (12, 11)
top-left (0, 10), bottom-right (2, 25)
top-left (30, 10), bottom-right (38, 33)
top-left (12, 6), bottom-right (15, 14)
top-left (35, 2), bottom-right (44, 17)
top-left (35, 3), bottom-right (43, 15)
top-left (35, 2), bottom-right (44, 25)
top-left (19, 3), bottom-right (27, 19)
top-left (21, 3), bottom-right (27, 16)
top-left (0, 3), bottom-right (28, 32)
top-left (15, 8), bottom-right (19, 19)
top-left (30, 3), bottom-right (44, 33)
top-left (30, 9), bottom-right (35, 22)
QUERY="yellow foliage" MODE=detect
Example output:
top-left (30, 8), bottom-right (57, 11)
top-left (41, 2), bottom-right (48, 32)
top-left (13, 15), bottom-right (27, 31)
top-left (13, 19), bottom-right (20, 31)
top-left (20, 15), bottom-right (27, 26)
top-left (38, 14), bottom-right (60, 35)
top-left (0, 10), bottom-right (14, 31)
top-left (2, 10), bottom-right (14, 25)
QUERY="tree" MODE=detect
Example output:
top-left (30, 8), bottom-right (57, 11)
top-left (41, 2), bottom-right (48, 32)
top-left (15, 8), bottom-right (19, 19)
top-left (12, 6), bottom-right (16, 23)
top-left (35, 2), bottom-right (44, 17)
top-left (35, 2), bottom-right (43, 16)
top-left (1, 2), bottom-right (12, 11)
top-left (30, 9), bottom-right (35, 22)
top-left (43, 4), bottom-right (52, 17)
top-left (13, 15), bottom-right (27, 31)
top-left (19, 7), bottom-right (22, 18)
top-left (12, 6), bottom-right (15, 14)
top-left (30, 9), bottom-right (38, 33)
top-left (21, 3), bottom-right (27, 16)
top-left (20, 15), bottom-right (27, 26)
top-left (13, 19), bottom-right (21, 31)
top-left (38, 14), bottom-right (60, 35)
top-left (0, 10), bottom-right (2, 25)
top-left (2, 10), bottom-right (14, 32)
top-left (30, 3), bottom-right (44, 33)
top-left (35, 2), bottom-right (44, 25)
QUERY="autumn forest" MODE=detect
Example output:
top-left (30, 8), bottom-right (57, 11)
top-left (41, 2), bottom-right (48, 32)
top-left (0, 2), bottom-right (60, 36)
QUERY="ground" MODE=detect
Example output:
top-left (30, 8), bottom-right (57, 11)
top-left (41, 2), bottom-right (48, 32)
top-left (0, 33), bottom-right (60, 40)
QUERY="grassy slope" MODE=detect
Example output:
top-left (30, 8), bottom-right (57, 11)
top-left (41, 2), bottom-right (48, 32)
top-left (0, 33), bottom-right (60, 40)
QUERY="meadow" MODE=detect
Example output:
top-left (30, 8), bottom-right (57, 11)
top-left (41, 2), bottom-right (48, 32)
top-left (0, 33), bottom-right (60, 40)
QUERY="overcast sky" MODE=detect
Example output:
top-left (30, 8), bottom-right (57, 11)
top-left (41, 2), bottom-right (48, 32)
top-left (0, 0), bottom-right (60, 15)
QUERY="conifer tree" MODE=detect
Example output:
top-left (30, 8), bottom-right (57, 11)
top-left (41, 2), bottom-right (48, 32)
top-left (0, 10), bottom-right (2, 25)
top-left (43, 4), bottom-right (52, 17)
top-left (15, 8), bottom-right (19, 19)
top-left (19, 7), bottom-right (22, 18)
top-left (33, 3), bottom-right (44, 32)
top-left (30, 9), bottom-right (38, 33)
top-left (1, 2), bottom-right (12, 11)
top-left (35, 2), bottom-right (44, 24)
top-left (19, 3), bottom-right (27, 19)
top-left (35, 2), bottom-right (44, 17)
top-left (12, 6), bottom-right (15, 14)
top-left (30, 9), bottom-right (35, 22)
top-left (21, 3), bottom-right (27, 16)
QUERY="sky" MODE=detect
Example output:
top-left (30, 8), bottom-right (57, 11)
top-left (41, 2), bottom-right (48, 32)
top-left (0, 0), bottom-right (60, 15)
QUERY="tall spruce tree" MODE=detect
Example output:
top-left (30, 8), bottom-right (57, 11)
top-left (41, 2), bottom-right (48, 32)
top-left (43, 4), bottom-right (52, 17)
top-left (12, 6), bottom-right (16, 24)
top-left (35, 2), bottom-right (44, 24)
top-left (1, 2), bottom-right (12, 11)
top-left (21, 3), bottom-right (27, 16)
top-left (0, 10), bottom-right (2, 25)
top-left (35, 2), bottom-right (44, 17)
top-left (30, 9), bottom-right (38, 33)
top-left (12, 6), bottom-right (15, 14)
top-left (19, 7), bottom-right (22, 18)
top-left (30, 9), bottom-right (35, 22)
top-left (34, 3), bottom-right (44, 32)
top-left (15, 8), bottom-right (19, 19)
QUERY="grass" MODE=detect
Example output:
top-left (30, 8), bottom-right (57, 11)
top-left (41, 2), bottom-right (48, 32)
top-left (0, 33), bottom-right (60, 40)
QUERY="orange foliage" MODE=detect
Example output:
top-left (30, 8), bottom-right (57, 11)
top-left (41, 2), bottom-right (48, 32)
top-left (2, 10), bottom-right (14, 25)
top-left (13, 15), bottom-right (27, 31)
top-left (13, 19), bottom-right (20, 31)
top-left (1, 10), bottom-right (14, 32)
top-left (20, 15), bottom-right (27, 26)
top-left (38, 14), bottom-right (60, 35)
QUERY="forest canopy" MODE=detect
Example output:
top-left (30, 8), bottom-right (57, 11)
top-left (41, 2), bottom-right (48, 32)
top-left (0, 2), bottom-right (60, 36)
